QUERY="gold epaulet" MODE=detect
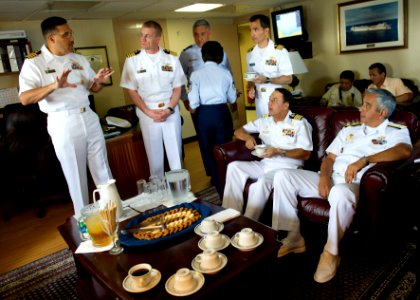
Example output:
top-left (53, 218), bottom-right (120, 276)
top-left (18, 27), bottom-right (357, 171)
top-left (163, 48), bottom-right (177, 56)
top-left (274, 44), bottom-right (285, 50)
top-left (289, 113), bottom-right (303, 120)
top-left (126, 49), bottom-right (141, 58)
top-left (344, 121), bottom-right (362, 127)
top-left (388, 122), bottom-right (406, 129)
top-left (247, 46), bottom-right (254, 53)
top-left (25, 50), bottom-right (41, 59)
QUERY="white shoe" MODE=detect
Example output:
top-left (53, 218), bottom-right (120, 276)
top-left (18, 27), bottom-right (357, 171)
top-left (313, 250), bottom-right (340, 283)
top-left (277, 237), bottom-right (306, 258)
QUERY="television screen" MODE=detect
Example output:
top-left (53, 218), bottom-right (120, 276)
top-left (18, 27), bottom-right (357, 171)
top-left (271, 6), bottom-right (304, 45)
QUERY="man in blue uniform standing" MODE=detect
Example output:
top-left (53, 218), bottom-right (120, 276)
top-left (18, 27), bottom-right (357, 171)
top-left (179, 19), bottom-right (234, 178)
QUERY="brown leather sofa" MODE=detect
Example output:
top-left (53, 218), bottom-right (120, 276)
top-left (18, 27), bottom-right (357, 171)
top-left (213, 106), bottom-right (420, 242)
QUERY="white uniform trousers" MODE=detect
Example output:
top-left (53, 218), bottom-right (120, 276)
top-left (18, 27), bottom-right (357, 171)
top-left (272, 169), bottom-right (359, 255)
top-left (136, 107), bottom-right (182, 178)
top-left (47, 108), bottom-right (113, 217)
top-left (222, 159), bottom-right (294, 221)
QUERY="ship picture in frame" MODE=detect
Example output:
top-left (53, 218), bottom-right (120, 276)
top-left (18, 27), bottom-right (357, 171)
top-left (338, 0), bottom-right (406, 53)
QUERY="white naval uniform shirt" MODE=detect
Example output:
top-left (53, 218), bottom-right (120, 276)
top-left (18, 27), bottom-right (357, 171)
top-left (19, 45), bottom-right (94, 112)
top-left (179, 44), bottom-right (231, 100)
top-left (188, 61), bottom-right (236, 109)
top-left (120, 48), bottom-right (186, 106)
top-left (246, 39), bottom-right (293, 118)
top-left (327, 119), bottom-right (412, 183)
top-left (243, 111), bottom-right (313, 169)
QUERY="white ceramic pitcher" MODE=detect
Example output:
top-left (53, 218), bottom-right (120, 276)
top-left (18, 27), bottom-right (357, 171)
top-left (165, 169), bottom-right (191, 200)
top-left (93, 179), bottom-right (123, 218)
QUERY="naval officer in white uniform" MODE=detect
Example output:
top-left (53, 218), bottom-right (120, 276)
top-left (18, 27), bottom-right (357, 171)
top-left (246, 14), bottom-right (293, 118)
top-left (120, 20), bottom-right (186, 178)
top-left (273, 89), bottom-right (412, 283)
top-left (19, 16), bottom-right (114, 217)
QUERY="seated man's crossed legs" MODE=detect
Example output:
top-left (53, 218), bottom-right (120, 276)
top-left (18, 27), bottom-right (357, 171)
top-left (222, 160), bottom-right (278, 220)
top-left (272, 168), bottom-right (359, 283)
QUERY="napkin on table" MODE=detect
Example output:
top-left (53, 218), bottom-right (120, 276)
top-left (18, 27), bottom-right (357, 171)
top-left (75, 240), bottom-right (113, 254)
top-left (210, 208), bottom-right (241, 223)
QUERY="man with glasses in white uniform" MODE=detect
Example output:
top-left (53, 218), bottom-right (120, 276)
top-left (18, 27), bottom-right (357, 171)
top-left (19, 16), bottom-right (114, 217)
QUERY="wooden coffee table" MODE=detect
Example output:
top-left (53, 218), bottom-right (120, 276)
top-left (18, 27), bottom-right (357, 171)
top-left (58, 200), bottom-right (281, 299)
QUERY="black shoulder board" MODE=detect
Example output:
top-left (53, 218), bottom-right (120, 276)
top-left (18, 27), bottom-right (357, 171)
top-left (26, 50), bottom-right (41, 59)
top-left (247, 46), bottom-right (254, 53)
top-left (182, 45), bottom-right (193, 52)
top-left (274, 44), bottom-right (285, 50)
top-left (289, 113), bottom-right (303, 120)
top-left (388, 122), bottom-right (406, 129)
top-left (126, 49), bottom-right (141, 58)
top-left (163, 48), bottom-right (170, 54)
top-left (344, 122), bottom-right (362, 127)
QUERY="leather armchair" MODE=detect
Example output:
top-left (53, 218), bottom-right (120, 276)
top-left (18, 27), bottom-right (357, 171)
top-left (213, 106), bottom-right (419, 240)
top-left (0, 103), bottom-right (68, 220)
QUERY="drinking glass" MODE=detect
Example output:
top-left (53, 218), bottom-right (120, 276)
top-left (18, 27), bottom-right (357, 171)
top-left (100, 203), bottom-right (124, 255)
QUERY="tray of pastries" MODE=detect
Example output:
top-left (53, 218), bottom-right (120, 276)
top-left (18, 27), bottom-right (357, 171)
top-left (119, 203), bottom-right (211, 248)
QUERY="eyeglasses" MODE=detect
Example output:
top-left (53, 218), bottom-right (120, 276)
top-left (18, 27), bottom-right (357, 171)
top-left (53, 31), bottom-right (74, 39)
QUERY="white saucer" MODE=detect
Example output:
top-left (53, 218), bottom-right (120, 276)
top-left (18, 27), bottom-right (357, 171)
top-left (251, 150), bottom-right (264, 157)
top-left (230, 232), bottom-right (264, 251)
top-left (194, 221), bottom-right (224, 237)
top-left (191, 252), bottom-right (228, 275)
top-left (122, 268), bottom-right (161, 293)
top-left (106, 116), bottom-right (132, 128)
top-left (198, 234), bottom-right (230, 251)
top-left (165, 270), bottom-right (205, 297)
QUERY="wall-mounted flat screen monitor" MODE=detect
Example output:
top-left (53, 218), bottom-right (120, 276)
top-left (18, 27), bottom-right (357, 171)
top-left (271, 6), bottom-right (304, 46)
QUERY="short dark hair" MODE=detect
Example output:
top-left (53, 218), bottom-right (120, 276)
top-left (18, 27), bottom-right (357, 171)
top-left (365, 88), bottom-right (396, 118)
top-left (201, 41), bottom-right (223, 64)
top-left (340, 70), bottom-right (355, 82)
top-left (41, 16), bottom-right (67, 37)
top-left (249, 15), bottom-right (270, 29)
top-left (274, 88), bottom-right (293, 104)
top-left (142, 20), bottom-right (162, 37)
top-left (193, 19), bottom-right (210, 29)
top-left (369, 63), bottom-right (387, 76)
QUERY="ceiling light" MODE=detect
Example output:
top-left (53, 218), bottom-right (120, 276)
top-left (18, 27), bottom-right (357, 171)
top-left (175, 3), bottom-right (224, 13)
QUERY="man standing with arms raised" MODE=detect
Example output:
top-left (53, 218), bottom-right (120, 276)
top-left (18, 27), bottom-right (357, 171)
top-left (246, 14), bottom-right (293, 118)
top-left (19, 16), bottom-right (114, 217)
top-left (120, 20), bottom-right (185, 178)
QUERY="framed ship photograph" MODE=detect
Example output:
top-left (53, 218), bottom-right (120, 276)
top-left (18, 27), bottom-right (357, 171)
top-left (75, 46), bottom-right (112, 86)
top-left (338, 0), bottom-right (406, 53)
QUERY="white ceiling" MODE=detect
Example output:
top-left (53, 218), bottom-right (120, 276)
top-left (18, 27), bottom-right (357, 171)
top-left (0, 0), bottom-right (300, 21)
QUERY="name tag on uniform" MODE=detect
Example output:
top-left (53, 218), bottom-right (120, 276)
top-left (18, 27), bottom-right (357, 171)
top-left (137, 68), bottom-right (146, 73)
top-left (44, 68), bottom-right (56, 74)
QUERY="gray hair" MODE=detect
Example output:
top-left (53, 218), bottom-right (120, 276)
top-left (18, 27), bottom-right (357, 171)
top-left (366, 88), bottom-right (396, 118)
top-left (193, 19), bottom-right (210, 29)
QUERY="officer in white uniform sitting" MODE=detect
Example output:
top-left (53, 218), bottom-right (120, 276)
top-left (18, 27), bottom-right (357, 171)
top-left (19, 16), bottom-right (114, 217)
top-left (120, 20), bottom-right (186, 178)
top-left (222, 88), bottom-right (313, 221)
top-left (273, 89), bottom-right (412, 283)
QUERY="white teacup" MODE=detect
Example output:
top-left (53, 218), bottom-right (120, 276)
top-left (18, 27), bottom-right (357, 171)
top-left (237, 227), bottom-right (257, 247)
top-left (173, 268), bottom-right (196, 292)
top-left (200, 218), bottom-right (218, 234)
top-left (244, 72), bottom-right (258, 81)
top-left (128, 263), bottom-right (152, 287)
top-left (196, 249), bottom-right (221, 270)
top-left (204, 231), bottom-right (224, 249)
top-left (255, 144), bottom-right (268, 156)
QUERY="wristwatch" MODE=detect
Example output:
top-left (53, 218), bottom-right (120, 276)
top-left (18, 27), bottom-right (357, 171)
top-left (167, 107), bottom-right (175, 114)
top-left (280, 149), bottom-right (287, 157)
top-left (265, 77), bottom-right (270, 84)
